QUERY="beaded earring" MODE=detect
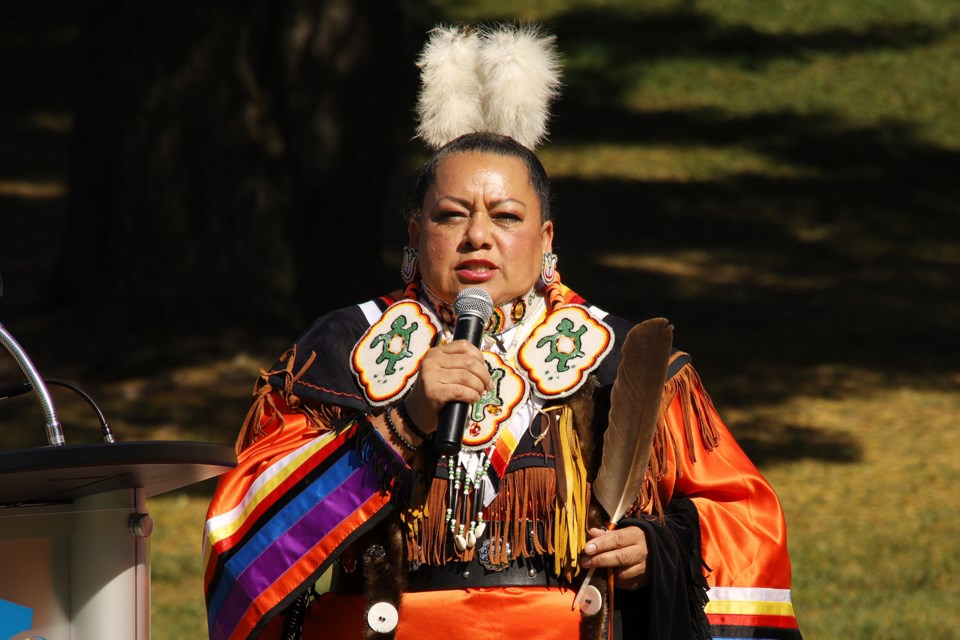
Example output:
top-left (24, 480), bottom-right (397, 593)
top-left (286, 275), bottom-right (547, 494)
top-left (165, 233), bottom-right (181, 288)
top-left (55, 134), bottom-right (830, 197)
top-left (400, 246), bottom-right (419, 284)
top-left (540, 252), bottom-right (558, 285)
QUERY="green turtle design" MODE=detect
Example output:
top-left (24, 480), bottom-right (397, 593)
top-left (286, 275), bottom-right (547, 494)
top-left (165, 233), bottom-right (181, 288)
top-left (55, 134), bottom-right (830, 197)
top-left (369, 315), bottom-right (419, 375)
top-left (471, 363), bottom-right (505, 423)
top-left (536, 317), bottom-right (587, 372)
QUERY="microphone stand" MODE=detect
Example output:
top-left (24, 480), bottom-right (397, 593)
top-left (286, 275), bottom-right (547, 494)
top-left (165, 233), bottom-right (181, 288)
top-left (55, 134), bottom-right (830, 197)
top-left (0, 322), bottom-right (65, 446)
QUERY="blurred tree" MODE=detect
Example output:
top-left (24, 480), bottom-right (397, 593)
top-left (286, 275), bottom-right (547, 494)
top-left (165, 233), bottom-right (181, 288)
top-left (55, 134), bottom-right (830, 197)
top-left (57, 0), bottom-right (416, 339)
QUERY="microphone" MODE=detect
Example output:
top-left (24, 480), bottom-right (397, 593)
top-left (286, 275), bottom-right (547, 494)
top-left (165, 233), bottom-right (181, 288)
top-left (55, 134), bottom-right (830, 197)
top-left (433, 287), bottom-right (494, 455)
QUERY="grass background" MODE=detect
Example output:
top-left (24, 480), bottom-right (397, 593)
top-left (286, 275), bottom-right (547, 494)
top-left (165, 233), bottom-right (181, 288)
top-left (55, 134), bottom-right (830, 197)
top-left (2, 1), bottom-right (959, 638)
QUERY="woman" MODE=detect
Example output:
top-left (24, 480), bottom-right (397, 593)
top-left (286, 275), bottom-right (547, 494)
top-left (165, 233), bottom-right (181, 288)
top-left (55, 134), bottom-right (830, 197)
top-left (205, 24), bottom-right (801, 640)
top-left (208, 134), bottom-right (797, 638)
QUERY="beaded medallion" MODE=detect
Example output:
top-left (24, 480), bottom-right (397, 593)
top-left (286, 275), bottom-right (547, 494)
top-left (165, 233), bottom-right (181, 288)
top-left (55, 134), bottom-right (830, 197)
top-left (460, 352), bottom-right (528, 452)
top-left (518, 304), bottom-right (613, 399)
top-left (350, 300), bottom-right (438, 406)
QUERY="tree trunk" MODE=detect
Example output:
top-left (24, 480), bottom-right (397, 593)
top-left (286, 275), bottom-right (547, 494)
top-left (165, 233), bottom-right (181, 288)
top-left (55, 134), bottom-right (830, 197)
top-left (59, 0), bottom-right (416, 343)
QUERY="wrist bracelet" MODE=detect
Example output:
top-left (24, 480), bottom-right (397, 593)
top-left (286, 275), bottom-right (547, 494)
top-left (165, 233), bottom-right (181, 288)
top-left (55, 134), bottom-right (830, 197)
top-left (384, 407), bottom-right (419, 452)
top-left (397, 401), bottom-right (431, 441)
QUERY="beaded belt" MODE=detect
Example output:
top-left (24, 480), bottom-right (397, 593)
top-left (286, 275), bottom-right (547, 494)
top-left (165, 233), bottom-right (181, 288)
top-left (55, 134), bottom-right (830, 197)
top-left (329, 553), bottom-right (563, 594)
top-left (406, 553), bottom-right (562, 591)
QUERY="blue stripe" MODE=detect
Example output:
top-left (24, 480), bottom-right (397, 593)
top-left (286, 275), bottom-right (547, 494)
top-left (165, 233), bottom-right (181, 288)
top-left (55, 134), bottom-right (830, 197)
top-left (207, 445), bottom-right (363, 629)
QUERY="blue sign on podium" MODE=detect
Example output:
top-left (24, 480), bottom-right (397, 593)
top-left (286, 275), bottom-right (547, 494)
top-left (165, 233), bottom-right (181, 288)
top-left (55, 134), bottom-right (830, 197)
top-left (0, 597), bottom-right (32, 639)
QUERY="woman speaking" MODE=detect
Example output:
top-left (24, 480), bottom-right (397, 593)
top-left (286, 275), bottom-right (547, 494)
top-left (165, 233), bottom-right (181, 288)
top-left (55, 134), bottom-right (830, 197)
top-left (204, 24), bottom-right (802, 640)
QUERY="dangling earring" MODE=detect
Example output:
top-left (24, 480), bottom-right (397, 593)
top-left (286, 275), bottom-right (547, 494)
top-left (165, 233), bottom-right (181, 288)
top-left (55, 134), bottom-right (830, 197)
top-left (401, 246), bottom-right (419, 284)
top-left (540, 252), bottom-right (558, 285)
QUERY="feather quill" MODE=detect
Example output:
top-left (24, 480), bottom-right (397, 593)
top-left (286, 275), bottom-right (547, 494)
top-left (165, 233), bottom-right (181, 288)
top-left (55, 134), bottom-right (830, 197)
top-left (573, 318), bottom-right (674, 609)
top-left (477, 24), bottom-right (562, 150)
top-left (415, 26), bottom-right (484, 149)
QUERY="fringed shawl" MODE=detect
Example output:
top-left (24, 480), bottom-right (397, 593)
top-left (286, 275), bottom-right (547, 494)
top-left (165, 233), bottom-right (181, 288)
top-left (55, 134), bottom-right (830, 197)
top-left (205, 287), bottom-right (732, 640)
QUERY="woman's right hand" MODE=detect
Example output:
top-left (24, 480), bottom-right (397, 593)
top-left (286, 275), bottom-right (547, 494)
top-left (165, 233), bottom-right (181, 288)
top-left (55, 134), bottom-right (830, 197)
top-left (402, 340), bottom-right (492, 434)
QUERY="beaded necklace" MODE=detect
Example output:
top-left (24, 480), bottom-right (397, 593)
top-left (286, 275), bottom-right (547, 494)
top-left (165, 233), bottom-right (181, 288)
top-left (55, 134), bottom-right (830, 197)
top-left (417, 284), bottom-right (546, 554)
top-left (419, 282), bottom-right (540, 337)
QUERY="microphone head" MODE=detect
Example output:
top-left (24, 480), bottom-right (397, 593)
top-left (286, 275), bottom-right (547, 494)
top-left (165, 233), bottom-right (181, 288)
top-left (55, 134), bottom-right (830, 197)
top-left (454, 287), bottom-right (494, 323)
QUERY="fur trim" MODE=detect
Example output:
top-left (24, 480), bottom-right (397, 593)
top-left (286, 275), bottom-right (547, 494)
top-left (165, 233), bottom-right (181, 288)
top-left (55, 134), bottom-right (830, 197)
top-left (415, 25), bottom-right (484, 149)
top-left (477, 24), bottom-right (562, 149)
top-left (414, 23), bottom-right (562, 150)
top-left (360, 518), bottom-right (405, 639)
top-left (567, 375), bottom-right (598, 475)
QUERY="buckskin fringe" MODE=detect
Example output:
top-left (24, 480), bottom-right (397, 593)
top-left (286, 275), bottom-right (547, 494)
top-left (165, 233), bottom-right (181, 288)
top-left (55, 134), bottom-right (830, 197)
top-left (408, 474), bottom-right (450, 566)
top-left (546, 404), bottom-right (588, 582)
top-left (236, 345), bottom-right (327, 453)
top-left (489, 466), bottom-right (556, 559)
top-left (660, 362), bottom-right (721, 467)
top-left (409, 465), bottom-right (559, 567)
top-left (631, 361), bottom-right (723, 519)
top-left (405, 362), bottom-right (726, 566)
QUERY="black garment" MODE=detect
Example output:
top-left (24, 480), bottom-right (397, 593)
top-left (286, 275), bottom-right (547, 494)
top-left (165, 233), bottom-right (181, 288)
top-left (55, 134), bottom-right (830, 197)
top-left (613, 498), bottom-right (711, 640)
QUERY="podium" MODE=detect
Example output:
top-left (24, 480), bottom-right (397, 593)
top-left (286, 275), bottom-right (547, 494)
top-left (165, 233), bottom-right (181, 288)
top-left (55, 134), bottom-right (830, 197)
top-left (0, 441), bottom-right (236, 639)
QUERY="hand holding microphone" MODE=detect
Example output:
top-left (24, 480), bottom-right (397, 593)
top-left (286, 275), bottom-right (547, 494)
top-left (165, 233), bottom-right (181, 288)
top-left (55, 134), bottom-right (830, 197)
top-left (430, 288), bottom-right (494, 455)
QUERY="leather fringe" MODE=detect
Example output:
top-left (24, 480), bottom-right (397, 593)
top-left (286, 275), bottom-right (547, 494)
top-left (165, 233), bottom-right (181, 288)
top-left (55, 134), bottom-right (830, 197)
top-left (270, 357), bottom-right (724, 639)
top-left (634, 362), bottom-right (723, 517)
top-left (409, 466), bottom-right (559, 567)
top-left (408, 362), bottom-right (726, 562)
top-left (407, 377), bottom-right (601, 571)
top-left (546, 404), bottom-right (588, 582)
top-left (235, 345), bottom-right (330, 454)
top-left (667, 363), bottom-right (722, 463)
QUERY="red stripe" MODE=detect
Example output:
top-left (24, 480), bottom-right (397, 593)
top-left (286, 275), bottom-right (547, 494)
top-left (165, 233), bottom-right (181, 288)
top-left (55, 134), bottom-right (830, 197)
top-left (213, 423), bottom-right (356, 554)
top-left (229, 490), bottom-right (391, 640)
top-left (707, 613), bottom-right (799, 629)
top-left (490, 439), bottom-right (510, 478)
top-left (296, 379), bottom-right (363, 401)
top-left (204, 422), bottom-right (357, 589)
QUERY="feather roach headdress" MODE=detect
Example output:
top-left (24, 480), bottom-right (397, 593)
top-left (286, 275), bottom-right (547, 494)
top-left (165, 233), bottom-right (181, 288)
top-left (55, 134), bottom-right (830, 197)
top-left (415, 24), bottom-right (562, 150)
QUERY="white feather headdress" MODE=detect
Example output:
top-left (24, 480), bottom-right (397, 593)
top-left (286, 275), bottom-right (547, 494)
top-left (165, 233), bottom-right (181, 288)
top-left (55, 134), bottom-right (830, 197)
top-left (415, 24), bottom-right (562, 150)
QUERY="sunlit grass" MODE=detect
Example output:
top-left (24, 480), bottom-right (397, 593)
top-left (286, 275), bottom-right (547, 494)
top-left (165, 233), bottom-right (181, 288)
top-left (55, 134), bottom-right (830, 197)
top-left (150, 493), bottom-right (211, 639)
top-left (421, 4), bottom-right (960, 639)
top-left (541, 143), bottom-right (815, 181)
top-left (147, 377), bottom-right (960, 639)
top-left (0, 179), bottom-right (66, 198)
top-left (747, 384), bottom-right (960, 639)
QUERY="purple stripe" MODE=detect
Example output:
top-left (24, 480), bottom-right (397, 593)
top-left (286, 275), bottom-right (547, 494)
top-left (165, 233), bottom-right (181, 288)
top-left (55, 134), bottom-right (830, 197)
top-left (215, 460), bottom-right (383, 637)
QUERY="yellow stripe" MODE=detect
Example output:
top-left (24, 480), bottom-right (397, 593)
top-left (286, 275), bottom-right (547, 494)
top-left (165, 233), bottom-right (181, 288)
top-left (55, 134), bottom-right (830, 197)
top-left (203, 538), bottom-right (212, 571)
top-left (705, 600), bottom-right (796, 617)
top-left (205, 431), bottom-right (337, 545)
top-left (499, 428), bottom-right (518, 450)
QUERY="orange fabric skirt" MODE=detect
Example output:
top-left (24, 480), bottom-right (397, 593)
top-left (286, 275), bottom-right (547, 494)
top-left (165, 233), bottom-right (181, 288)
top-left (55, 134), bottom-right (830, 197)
top-left (263, 587), bottom-right (583, 639)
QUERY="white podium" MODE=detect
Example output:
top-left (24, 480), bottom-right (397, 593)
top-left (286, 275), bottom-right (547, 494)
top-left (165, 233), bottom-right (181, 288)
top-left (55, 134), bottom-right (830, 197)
top-left (0, 441), bottom-right (236, 640)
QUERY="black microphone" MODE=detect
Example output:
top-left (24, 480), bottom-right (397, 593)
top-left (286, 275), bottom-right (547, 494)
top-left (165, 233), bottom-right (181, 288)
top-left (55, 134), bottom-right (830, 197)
top-left (433, 287), bottom-right (494, 455)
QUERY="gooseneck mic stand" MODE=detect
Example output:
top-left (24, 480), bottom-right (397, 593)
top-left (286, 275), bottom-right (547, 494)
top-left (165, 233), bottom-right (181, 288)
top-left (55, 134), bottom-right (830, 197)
top-left (0, 322), bottom-right (64, 446)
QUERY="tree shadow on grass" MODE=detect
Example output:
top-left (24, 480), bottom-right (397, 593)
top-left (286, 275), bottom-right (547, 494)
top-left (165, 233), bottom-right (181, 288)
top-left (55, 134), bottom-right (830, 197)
top-left (734, 422), bottom-right (862, 466)
top-left (548, 5), bottom-right (960, 102)
top-left (4, 2), bottom-right (958, 466)
top-left (535, 4), bottom-right (960, 466)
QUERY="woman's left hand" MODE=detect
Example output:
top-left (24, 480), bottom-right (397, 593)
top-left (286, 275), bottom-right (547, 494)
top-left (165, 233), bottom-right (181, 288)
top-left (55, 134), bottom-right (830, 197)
top-left (580, 526), bottom-right (650, 590)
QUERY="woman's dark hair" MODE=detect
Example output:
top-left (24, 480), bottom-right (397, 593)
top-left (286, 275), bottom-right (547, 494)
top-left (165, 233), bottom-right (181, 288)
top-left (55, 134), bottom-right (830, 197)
top-left (409, 132), bottom-right (552, 222)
